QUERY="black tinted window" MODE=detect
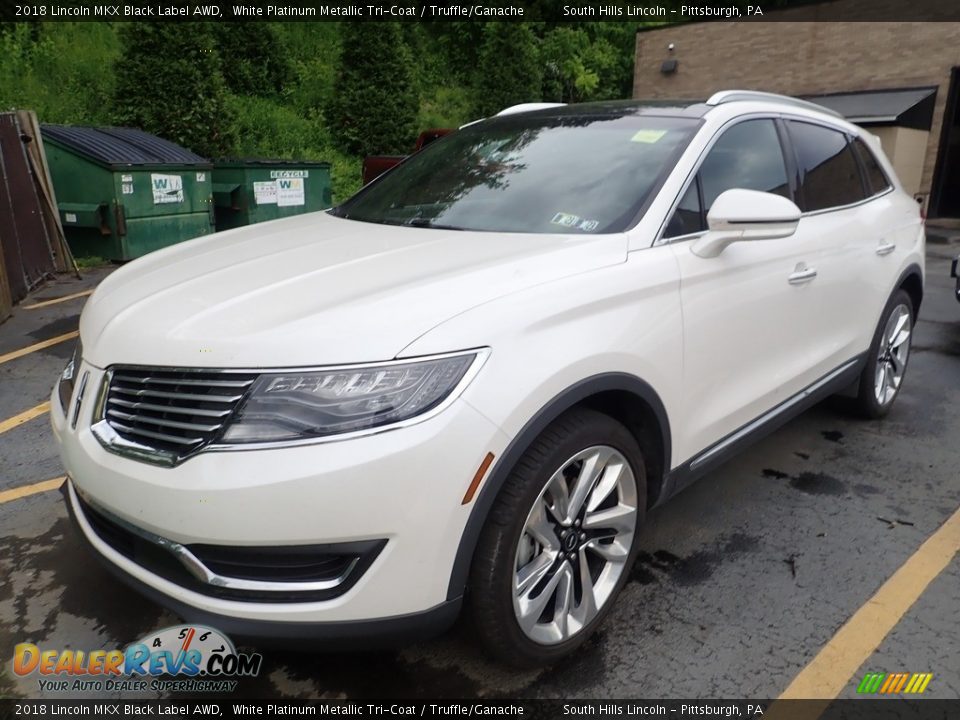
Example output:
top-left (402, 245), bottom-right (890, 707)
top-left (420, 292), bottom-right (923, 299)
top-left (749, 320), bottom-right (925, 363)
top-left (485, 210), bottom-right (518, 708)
top-left (664, 180), bottom-right (704, 238)
top-left (852, 137), bottom-right (892, 195)
top-left (335, 115), bottom-right (700, 234)
top-left (788, 121), bottom-right (867, 211)
top-left (699, 119), bottom-right (790, 213)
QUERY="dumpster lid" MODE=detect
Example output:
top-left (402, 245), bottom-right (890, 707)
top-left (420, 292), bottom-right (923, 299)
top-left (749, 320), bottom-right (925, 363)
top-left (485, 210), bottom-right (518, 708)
top-left (215, 157), bottom-right (331, 169)
top-left (41, 124), bottom-right (212, 169)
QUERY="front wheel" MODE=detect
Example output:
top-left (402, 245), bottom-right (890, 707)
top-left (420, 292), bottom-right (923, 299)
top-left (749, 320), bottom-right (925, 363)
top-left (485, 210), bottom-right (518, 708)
top-left (853, 289), bottom-right (914, 418)
top-left (469, 409), bottom-right (646, 666)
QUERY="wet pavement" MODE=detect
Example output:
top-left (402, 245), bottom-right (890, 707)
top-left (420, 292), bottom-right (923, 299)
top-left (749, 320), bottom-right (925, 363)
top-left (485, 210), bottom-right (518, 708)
top-left (1, 248), bottom-right (958, 700)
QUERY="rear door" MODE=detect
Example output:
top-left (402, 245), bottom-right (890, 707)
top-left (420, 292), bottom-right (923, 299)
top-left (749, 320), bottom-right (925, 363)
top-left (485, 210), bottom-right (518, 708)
top-left (848, 135), bottom-right (924, 346)
top-left (664, 118), bottom-right (825, 461)
top-left (782, 120), bottom-right (877, 365)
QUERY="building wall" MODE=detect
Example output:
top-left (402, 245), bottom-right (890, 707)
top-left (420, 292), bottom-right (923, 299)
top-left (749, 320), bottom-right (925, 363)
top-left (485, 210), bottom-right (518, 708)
top-left (632, 7), bottom-right (960, 203)
top-left (872, 127), bottom-right (929, 197)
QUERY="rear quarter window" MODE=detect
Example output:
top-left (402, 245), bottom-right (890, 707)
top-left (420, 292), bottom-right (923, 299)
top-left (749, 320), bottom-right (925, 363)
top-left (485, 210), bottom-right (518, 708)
top-left (852, 137), bottom-right (892, 195)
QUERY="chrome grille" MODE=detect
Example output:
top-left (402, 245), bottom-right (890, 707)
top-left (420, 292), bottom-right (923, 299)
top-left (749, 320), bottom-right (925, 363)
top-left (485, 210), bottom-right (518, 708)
top-left (103, 368), bottom-right (259, 461)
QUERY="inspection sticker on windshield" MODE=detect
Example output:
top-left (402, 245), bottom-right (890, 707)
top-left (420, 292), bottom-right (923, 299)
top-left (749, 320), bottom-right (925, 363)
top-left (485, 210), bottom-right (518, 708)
top-left (551, 213), bottom-right (599, 232)
top-left (551, 212), bottom-right (580, 228)
top-left (631, 129), bottom-right (668, 144)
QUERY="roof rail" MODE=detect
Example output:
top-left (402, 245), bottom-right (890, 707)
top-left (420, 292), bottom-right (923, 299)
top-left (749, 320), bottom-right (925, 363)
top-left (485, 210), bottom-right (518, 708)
top-left (496, 102), bottom-right (567, 117)
top-left (706, 90), bottom-right (844, 119)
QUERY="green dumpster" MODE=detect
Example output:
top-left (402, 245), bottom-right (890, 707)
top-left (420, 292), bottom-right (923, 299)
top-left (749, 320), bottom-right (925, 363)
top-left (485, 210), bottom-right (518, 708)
top-left (41, 125), bottom-right (214, 261)
top-left (212, 159), bottom-right (332, 231)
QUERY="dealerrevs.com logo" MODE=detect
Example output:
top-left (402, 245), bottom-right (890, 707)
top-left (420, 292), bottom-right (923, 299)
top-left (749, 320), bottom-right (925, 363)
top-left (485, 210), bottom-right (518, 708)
top-left (13, 624), bottom-right (262, 693)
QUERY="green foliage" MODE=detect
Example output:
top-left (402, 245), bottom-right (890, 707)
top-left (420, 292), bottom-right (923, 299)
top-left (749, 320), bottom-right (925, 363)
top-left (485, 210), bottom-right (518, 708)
top-left (0, 23), bottom-right (118, 123)
top-left (74, 255), bottom-right (110, 269)
top-left (227, 94), bottom-right (361, 203)
top-left (216, 23), bottom-right (290, 98)
top-left (541, 26), bottom-right (627, 103)
top-left (1, 20), bottom-right (646, 206)
top-left (474, 23), bottom-right (542, 117)
top-left (590, 23), bottom-right (642, 100)
top-left (275, 23), bottom-right (342, 114)
top-left (113, 23), bottom-right (236, 158)
top-left (327, 23), bottom-right (418, 156)
top-left (422, 22), bottom-right (486, 87)
top-left (417, 86), bottom-right (474, 130)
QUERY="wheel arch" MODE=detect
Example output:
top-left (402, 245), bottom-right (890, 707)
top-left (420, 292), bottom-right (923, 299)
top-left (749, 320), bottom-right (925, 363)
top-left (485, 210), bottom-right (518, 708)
top-left (447, 373), bottom-right (671, 601)
top-left (896, 263), bottom-right (924, 320)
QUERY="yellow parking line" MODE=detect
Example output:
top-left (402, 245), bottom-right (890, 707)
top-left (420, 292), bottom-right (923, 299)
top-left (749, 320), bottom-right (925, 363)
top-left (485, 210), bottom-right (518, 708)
top-left (0, 330), bottom-right (78, 366)
top-left (777, 504), bottom-right (960, 702)
top-left (0, 476), bottom-right (65, 505)
top-left (0, 401), bottom-right (50, 435)
top-left (22, 289), bottom-right (93, 310)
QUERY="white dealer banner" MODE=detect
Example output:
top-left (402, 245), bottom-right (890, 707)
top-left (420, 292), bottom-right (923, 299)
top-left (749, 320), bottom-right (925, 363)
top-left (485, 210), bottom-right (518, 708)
top-left (151, 174), bottom-right (183, 204)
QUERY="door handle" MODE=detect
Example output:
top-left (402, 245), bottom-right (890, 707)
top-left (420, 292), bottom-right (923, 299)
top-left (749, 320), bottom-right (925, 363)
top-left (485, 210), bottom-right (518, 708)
top-left (788, 267), bottom-right (818, 285)
top-left (876, 241), bottom-right (897, 256)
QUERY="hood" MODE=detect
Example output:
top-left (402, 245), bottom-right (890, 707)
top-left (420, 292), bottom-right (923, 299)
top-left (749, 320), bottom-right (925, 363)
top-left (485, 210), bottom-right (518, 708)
top-left (81, 212), bottom-right (626, 368)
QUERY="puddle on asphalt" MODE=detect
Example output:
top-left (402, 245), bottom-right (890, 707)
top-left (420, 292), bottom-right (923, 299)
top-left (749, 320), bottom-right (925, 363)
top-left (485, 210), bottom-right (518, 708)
top-left (27, 315), bottom-right (80, 342)
top-left (0, 517), bottom-right (164, 647)
top-left (760, 468), bottom-right (848, 496)
top-left (630, 532), bottom-right (760, 587)
top-left (788, 472), bottom-right (847, 496)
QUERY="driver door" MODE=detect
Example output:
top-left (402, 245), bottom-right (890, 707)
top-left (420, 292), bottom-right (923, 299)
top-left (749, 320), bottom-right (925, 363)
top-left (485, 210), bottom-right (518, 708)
top-left (664, 118), bottom-right (823, 463)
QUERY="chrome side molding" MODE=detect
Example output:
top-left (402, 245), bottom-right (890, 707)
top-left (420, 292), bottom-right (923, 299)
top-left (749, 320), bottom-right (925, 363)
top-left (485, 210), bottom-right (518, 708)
top-left (689, 358), bottom-right (860, 472)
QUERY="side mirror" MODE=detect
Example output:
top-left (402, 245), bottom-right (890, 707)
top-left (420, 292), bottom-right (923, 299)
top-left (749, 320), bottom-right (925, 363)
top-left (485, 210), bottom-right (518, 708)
top-left (691, 188), bottom-right (801, 258)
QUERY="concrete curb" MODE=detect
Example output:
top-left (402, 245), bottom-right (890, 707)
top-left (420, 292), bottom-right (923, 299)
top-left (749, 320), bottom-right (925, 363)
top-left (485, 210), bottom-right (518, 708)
top-left (926, 228), bottom-right (960, 245)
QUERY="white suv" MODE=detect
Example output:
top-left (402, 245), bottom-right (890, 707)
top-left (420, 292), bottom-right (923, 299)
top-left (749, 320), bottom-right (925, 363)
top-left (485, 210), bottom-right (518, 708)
top-left (54, 92), bottom-right (924, 666)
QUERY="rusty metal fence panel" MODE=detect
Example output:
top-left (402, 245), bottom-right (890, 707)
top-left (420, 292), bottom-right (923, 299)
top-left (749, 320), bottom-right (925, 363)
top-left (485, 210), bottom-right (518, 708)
top-left (0, 111), bottom-right (72, 317)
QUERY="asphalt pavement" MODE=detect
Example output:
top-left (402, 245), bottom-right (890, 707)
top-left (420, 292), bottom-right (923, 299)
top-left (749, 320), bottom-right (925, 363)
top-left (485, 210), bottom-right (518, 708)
top-left (1, 246), bottom-right (957, 701)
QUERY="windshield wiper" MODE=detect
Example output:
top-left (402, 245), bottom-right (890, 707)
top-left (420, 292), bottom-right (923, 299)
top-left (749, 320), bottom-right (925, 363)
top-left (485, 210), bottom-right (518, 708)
top-left (404, 218), bottom-right (465, 231)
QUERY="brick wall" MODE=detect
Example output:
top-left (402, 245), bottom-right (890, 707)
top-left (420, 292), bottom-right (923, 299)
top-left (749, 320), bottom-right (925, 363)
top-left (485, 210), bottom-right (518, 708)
top-left (633, 5), bottom-right (960, 200)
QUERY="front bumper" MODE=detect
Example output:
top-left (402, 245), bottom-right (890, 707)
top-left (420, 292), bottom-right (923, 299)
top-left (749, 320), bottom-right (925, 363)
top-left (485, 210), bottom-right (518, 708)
top-left (63, 480), bottom-right (462, 646)
top-left (53, 364), bottom-right (508, 633)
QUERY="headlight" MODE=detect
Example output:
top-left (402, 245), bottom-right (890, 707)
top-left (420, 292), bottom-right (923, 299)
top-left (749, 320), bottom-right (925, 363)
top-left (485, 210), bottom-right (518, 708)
top-left (58, 339), bottom-right (82, 413)
top-left (220, 350), bottom-right (487, 443)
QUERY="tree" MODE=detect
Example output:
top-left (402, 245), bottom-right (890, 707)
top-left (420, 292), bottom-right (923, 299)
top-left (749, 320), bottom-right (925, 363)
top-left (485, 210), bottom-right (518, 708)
top-left (473, 23), bottom-right (542, 117)
top-left (327, 23), bottom-right (418, 157)
top-left (112, 23), bottom-right (236, 158)
top-left (216, 23), bottom-right (289, 98)
top-left (541, 26), bottom-right (622, 104)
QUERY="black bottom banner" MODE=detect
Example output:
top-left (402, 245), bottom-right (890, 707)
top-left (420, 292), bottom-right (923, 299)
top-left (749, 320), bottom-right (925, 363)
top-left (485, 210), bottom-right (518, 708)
top-left (0, 700), bottom-right (957, 720)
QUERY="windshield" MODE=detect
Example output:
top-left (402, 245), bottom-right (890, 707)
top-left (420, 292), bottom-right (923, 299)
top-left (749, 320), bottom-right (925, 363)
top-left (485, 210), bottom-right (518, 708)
top-left (333, 113), bottom-right (700, 234)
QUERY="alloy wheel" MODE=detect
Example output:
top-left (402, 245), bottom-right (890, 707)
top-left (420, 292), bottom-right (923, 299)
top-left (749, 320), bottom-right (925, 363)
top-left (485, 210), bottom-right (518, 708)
top-left (512, 445), bottom-right (638, 645)
top-left (874, 303), bottom-right (911, 406)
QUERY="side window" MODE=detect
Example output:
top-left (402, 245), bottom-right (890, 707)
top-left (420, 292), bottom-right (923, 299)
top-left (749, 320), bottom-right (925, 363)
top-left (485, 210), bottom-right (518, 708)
top-left (787, 121), bottom-right (868, 211)
top-left (852, 137), bottom-right (892, 195)
top-left (699, 119), bottom-right (790, 214)
top-left (664, 180), bottom-right (704, 238)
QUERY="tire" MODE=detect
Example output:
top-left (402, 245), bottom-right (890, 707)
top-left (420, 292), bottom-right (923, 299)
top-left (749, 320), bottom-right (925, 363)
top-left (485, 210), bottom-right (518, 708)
top-left (853, 289), bottom-right (914, 419)
top-left (469, 408), bottom-right (646, 667)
